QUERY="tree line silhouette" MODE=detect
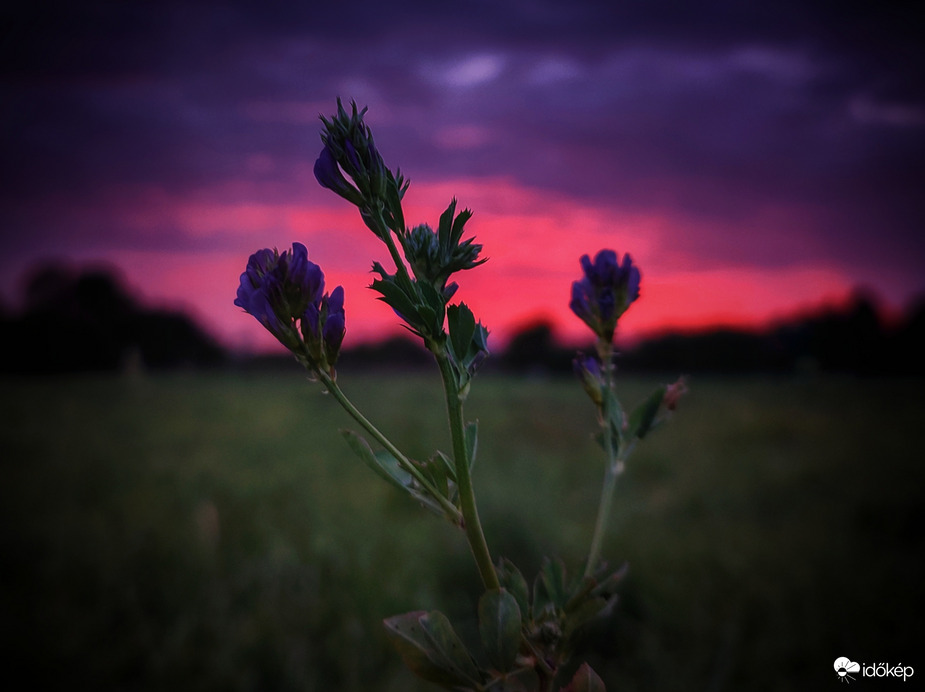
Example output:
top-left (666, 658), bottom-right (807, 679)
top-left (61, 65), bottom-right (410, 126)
top-left (2, 264), bottom-right (923, 376)
top-left (499, 292), bottom-right (925, 376)
top-left (0, 264), bottom-right (225, 374)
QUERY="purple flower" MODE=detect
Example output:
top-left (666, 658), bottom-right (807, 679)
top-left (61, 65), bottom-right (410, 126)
top-left (235, 243), bottom-right (326, 351)
top-left (569, 250), bottom-right (640, 342)
top-left (313, 145), bottom-right (365, 207)
top-left (302, 285), bottom-right (346, 371)
top-left (234, 248), bottom-right (277, 320)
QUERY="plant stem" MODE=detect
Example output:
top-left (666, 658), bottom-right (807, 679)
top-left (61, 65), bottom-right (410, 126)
top-left (434, 350), bottom-right (500, 590)
top-left (315, 367), bottom-right (462, 524)
top-left (584, 341), bottom-right (621, 580)
top-left (584, 449), bottom-right (624, 580)
top-left (372, 207), bottom-right (416, 292)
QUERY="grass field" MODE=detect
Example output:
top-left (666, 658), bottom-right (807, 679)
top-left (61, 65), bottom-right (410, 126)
top-left (2, 370), bottom-right (922, 691)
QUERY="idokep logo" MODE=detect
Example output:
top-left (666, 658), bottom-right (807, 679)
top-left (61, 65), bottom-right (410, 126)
top-left (835, 658), bottom-right (861, 683)
top-left (834, 657), bottom-right (915, 683)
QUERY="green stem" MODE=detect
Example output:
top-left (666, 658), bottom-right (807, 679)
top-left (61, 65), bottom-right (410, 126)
top-left (371, 207), bottom-right (416, 292)
top-left (584, 449), bottom-right (625, 580)
top-left (384, 231), bottom-right (414, 287)
top-left (434, 350), bottom-right (500, 590)
top-left (315, 367), bottom-right (462, 524)
top-left (584, 341), bottom-right (621, 580)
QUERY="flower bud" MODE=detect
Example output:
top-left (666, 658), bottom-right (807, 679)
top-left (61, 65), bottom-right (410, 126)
top-left (405, 224), bottom-right (442, 285)
top-left (313, 145), bottom-right (365, 207)
top-left (663, 377), bottom-right (687, 411)
top-left (569, 249), bottom-right (640, 343)
top-left (302, 286), bottom-right (346, 374)
top-left (402, 199), bottom-right (486, 297)
top-left (573, 352), bottom-right (605, 408)
top-left (315, 99), bottom-right (390, 212)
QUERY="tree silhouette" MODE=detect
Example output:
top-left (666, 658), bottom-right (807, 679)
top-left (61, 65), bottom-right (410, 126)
top-left (2, 263), bottom-right (225, 373)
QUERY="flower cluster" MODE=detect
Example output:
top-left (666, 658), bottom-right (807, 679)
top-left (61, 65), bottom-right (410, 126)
top-left (314, 98), bottom-right (407, 239)
top-left (402, 199), bottom-right (486, 300)
top-left (234, 242), bottom-right (344, 374)
top-left (570, 249), bottom-right (684, 456)
top-left (312, 100), bottom-right (489, 382)
top-left (570, 249), bottom-right (640, 344)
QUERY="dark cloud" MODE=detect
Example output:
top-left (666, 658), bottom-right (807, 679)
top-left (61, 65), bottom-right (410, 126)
top-left (2, 0), bottom-right (923, 305)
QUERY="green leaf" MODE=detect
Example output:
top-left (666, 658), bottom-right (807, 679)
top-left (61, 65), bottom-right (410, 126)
top-left (450, 206), bottom-right (473, 246)
top-left (472, 320), bottom-right (489, 353)
top-left (438, 198), bottom-right (458, 252)
top-left (384, 611), bottom-right (482, 689)
top-left (561, 662), bottom-right (606, 692)
top-left (540, 557), bottom-right (569, 610)
top-left (532, 569), bottom-right (552, 620)
top-left (497, 559), bottom-right (530, 620)
top-left (418, 281), bottom-right (447, 334)
top-left (422, 451), bottom-right (451, 498)
top-left (436, 197), bottom-right (474, 251)
top-left (416, 303), bottom-right (438, 337)
top-left (411, 491), bottom-right (453, 519)
top-left (590, 563), bottom-right (629, 599)
top-left (446, 303), bottom-right (489, 383)
top-left (447, 303), bottom-right (476, 365)
top-left (371, 273), bottom-right (421, 325)
top-left (341, 432), bottom-right (450, 520)
top-left (341, 430), bottom-right (411, 492)
top-left (478, 589), bottom-right (522, 672)
top-left (420, 610), bottom-right (483, 686)
top-left (465, 420), bottom-right (478, 472)
top-left (563, 576), bottom-right (598, 613)
top-left (599, 388), bottom-right (624, 448)
top-left (563, 596), bottom-right (611, 641)
top-left (433, 449), bottom-right (457, 483)
top-left (627, 386), bottom-right (666, 440)
top-left (385, 168), bottom-right (406, 231)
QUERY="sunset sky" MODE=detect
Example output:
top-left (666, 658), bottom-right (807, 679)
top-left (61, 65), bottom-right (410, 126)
top-left (3, 1), bottom-right (923, 352)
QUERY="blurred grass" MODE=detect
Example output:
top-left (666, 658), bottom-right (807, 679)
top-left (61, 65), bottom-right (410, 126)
top-left (1, 371), bottom-right (922, 691)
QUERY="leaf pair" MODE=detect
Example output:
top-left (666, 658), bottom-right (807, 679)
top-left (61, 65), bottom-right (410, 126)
top-left (383, 588), bottom-right (524, 692)
top-left (447, 303), bottom-right (490, 392)
top-left (478, 589), bottom-right (523, 673)
top-left (498, 557), bottom-right (626, 674)
top-left (626, 384), bottom-right (667, 440)
top-left (371, 262), bottom-right (447, 341)
top-left (341, 430), bottom-right (451, 520)
top-left (596, 384), bottom-right (668, 455)
top-left (384, 610), bottom-right (483, 689)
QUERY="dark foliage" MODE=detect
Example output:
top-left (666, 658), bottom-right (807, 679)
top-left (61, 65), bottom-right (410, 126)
top-left (622, 292), bottom-right (925, 375)
top-left (337, 335), bottom-right (431, 371)
top-left (494, 293), bottom-right (925, 376)
top-left (1, 263), bottom-right (226, 374)
top-left (499, 322), bottom-right (574, 374)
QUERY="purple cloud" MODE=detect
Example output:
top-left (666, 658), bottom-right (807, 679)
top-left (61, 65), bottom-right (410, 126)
top-left (2, 0), bottom-right (923, 328)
